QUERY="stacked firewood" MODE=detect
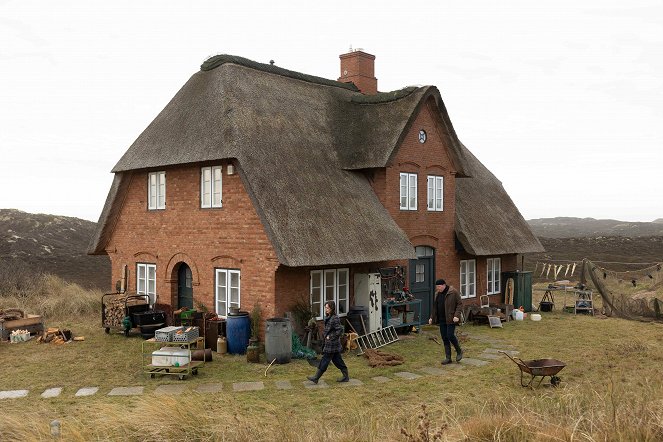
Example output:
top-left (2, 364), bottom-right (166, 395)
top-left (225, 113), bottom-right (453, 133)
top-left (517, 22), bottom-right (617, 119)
top-left (37, 327), bottom-right (83, 345)
top-left (103, 295), bottom-right (143, 327)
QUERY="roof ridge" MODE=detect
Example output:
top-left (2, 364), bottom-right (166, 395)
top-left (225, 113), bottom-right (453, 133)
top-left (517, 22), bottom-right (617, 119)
top-left (201, 54), bottom-right (360, 92)
top-left (350, 86), bottom-right (421, 104)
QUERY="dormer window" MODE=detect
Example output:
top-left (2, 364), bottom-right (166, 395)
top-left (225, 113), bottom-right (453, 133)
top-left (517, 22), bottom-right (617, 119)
top-left (148, 171), bottom-right (166, 210)
top-left (400, 172), bottom-right (417, 210)
top-left (201, 166), bottom-right (223, 208)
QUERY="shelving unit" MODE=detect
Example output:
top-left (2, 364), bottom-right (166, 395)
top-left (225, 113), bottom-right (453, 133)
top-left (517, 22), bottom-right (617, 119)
top-left (142, 338), bottom-right (205, 380)
top-left (382, 299), bottom-right (422, 332)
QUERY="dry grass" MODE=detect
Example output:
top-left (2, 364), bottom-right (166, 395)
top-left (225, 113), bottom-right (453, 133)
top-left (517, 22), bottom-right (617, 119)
top-left (2, 276), bottom-right (663, 441)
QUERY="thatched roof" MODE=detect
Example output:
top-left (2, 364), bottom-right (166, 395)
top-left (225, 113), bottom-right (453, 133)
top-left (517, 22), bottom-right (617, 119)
top-left (89, 54), bottom-right (542, 263)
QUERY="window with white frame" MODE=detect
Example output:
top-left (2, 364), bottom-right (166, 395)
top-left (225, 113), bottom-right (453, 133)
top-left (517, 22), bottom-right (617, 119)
top-left (487, 258), bottom-right (501, 295)
top-left (460, 259), bottom-right (476, 299)
top-left (215, 269), bottom-right (240, 316)
top-left (399, 173), bottom-right (417, 210)
top-left (310, 268), bottom-right (349, 320)
top-left (137, 263), bottom-right (157, 305)
top-left (427, 175), bottom-right (444, 211)
top-left (201, 166), bottom-right (222, 208)
top-left (148, 171), bottom-right (166, 210)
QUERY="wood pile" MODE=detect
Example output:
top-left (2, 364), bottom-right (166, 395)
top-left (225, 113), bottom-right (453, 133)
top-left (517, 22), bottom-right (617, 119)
top-left (103, 295), bottom-right (146, 327)
top-left (36, 327), bottom-right (82, 345)
top-left (0, 308), bottom-right (25, 322)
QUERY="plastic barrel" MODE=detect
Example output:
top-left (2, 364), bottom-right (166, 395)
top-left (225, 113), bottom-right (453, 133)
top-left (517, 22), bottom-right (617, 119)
top-left (347, 306), bottom-right (369, 335)
top-left (226, 313), bottom-right (250, 354)
top-left (265, 318), bottom-right (292, 364)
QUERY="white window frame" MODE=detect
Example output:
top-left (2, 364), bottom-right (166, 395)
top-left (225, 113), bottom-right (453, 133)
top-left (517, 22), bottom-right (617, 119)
top-left (487, 258), bottom-right (501, 295)
top-left (136, 263), bottom-right (157, 305)
top-left (427, 175), bottom-right (444, 211)
top-left (201, 166), bottom-right (223, 208)
top-left (148, 171), bottom-right (166, 210)
top-left (460, 259), bottom-right (476, 299)
top-left (399, 172), bottom-right (417, 210)
top-left (310, 268), bottom-right (349, 320)
top-left (215, 269), bottom-right (240, 317)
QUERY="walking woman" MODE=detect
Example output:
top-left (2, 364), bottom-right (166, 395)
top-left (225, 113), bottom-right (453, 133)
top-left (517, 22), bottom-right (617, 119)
top-left (307, 301), bottom-right (350, 384)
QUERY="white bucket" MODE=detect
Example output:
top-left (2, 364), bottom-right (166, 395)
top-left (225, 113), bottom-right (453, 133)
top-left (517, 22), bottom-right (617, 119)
top-left (531, 313), bottom-right (542, 321)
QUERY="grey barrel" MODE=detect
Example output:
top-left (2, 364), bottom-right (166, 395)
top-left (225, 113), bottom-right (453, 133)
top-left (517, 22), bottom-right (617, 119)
top-left (265, 317), bottom-right (292, 364)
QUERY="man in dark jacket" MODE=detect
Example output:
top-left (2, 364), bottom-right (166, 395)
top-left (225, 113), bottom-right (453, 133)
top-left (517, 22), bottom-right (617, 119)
top-left (307, 301), bottom-right (350, 384)
top-left (428, 279), bottom-right (463, 364)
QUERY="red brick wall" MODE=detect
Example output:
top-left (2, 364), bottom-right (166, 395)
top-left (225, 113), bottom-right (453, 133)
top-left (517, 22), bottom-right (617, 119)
top-left (105, 162), bottom-right (280, 319)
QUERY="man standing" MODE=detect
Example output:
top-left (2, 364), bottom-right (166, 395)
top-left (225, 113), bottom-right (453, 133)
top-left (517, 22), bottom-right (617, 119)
top-left (428, 279), bottom-right (463, 364)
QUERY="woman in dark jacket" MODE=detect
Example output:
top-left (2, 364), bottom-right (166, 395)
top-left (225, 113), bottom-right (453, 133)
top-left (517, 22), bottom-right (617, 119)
top-left (307, 301), bottom-right (349, 384)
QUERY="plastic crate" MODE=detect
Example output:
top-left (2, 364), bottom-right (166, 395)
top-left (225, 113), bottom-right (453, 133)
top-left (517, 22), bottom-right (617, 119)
top-left (173, 326), bottom-right (199, 342)
top-left (155, 326), bottom-right (183, 342)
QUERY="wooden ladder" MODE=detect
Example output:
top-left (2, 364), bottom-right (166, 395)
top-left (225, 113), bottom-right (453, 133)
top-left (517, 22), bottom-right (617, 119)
top-left (355, 326), bottom-right (399, 355)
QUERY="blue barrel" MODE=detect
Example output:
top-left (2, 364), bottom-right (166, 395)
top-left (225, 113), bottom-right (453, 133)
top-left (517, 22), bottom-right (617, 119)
top-left (265, 318), bottom-right (292, 364)
top-left (226, 313), bottom-right (250, 354)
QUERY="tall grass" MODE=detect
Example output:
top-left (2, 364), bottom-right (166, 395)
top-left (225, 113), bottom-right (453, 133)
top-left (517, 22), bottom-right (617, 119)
top-left (0, 269), bottom-right (100, 319)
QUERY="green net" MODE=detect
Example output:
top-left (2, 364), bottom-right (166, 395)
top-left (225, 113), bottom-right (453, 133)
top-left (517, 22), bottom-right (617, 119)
top-left (291, 332), bottom-right (316, 359)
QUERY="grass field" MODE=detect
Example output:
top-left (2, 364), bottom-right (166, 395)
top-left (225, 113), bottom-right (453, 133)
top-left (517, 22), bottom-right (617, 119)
top-left (2, 279), bottom-right (663, 441)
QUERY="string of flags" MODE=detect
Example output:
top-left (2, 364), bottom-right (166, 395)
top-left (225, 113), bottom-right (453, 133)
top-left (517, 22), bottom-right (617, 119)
top-left (534, 260), bottom-right (663, 287)
top-left (534, 262), bottom-right (578, 279)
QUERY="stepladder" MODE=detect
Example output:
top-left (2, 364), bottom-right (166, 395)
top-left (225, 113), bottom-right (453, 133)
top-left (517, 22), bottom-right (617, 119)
top-left (355, 326), bottom-right (399, 355)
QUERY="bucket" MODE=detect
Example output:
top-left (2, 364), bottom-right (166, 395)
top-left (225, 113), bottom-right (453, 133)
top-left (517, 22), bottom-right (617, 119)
top-left (347, 306), bottom-right (369, 335)
top-left (226, 313), bottom-right (250, 354)
top-left (531, 313), bottom-right (542, 321)
top-left (265, 318), bottom-right (293, 364)
top-left (512, 310), bottom-right (524, 321)
top-left (539, 301), bottom-right (554, 312)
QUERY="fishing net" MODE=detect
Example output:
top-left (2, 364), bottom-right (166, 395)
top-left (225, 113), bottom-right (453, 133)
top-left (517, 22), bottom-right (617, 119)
top-left (363, 348), bottom-right (404, 367)
top-left (291, 332), bottom-right (316, 360)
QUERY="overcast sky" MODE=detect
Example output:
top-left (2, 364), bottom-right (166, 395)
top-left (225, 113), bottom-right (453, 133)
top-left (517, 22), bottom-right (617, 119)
top-left (1, 1), bottom-right (661, 223)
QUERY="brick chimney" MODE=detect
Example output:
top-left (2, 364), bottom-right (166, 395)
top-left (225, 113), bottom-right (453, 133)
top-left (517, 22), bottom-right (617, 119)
top-left (338, 49), bottom-right (377, 94)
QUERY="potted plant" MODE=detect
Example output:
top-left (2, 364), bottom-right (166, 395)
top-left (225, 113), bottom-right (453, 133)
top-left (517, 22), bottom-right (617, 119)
top-left (247, 302), bottom-right (262, 363)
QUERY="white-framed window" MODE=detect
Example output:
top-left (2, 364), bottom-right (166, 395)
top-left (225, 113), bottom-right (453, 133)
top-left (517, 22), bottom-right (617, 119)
top-left (201, 166), bottom-right (223, 208)
top-left (148, 171), bottom-right (166, 210)
top-left (460, 259), bottom-right (476, 299)
top-left (310, 268), bottom-right (349, 320)
top-left (137, 263), bottom-right (157, 305)
top-left (487, 258), bottom-right (501, 295)
top-left (427, 175), bottom-right (444, 211)
top-left (215, 269), bottom-right (240, 316)
top-left (399, 172), bottom-right (417, 210)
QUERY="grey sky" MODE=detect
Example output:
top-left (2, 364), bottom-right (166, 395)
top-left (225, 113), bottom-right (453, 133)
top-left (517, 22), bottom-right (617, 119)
top-left (1, 0), bottom-right (661, 222)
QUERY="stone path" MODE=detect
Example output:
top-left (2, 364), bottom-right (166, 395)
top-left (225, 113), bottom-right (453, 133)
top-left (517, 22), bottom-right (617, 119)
top-left (0, 332), bottom-right (517, 400)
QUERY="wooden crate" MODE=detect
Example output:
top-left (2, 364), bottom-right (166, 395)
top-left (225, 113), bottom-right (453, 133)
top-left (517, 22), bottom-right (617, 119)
top-left (0, 314), bottom-right (44, 341)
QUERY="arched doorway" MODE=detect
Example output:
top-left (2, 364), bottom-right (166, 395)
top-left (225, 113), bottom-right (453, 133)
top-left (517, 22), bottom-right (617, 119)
top-left (409, 246), bottom-right (435, 323)
top-left (177, 263), bottom-right (193, 309)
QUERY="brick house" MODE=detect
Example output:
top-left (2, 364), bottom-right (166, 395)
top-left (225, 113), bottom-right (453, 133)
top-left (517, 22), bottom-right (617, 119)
top-left (88, 50), bottom-right (543, 328)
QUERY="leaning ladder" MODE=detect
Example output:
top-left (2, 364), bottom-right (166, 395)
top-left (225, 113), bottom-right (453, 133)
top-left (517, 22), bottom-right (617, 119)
top-left (355, 326), bottom-right (399, 355)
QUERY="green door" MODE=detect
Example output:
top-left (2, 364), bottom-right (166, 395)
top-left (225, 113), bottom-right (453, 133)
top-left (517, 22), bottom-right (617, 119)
top-left (177, 264), bottom-right (193, 309)
top-left (502, 271), bottom-right (533, 312)
top-left (409, 256), bottom-right (433, 324)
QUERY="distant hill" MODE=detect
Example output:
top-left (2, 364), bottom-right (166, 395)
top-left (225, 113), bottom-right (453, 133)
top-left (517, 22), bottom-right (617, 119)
top-left (0, 209), bottom-right (110, 290)
top-left (528, 217), bottom-right (663, 238)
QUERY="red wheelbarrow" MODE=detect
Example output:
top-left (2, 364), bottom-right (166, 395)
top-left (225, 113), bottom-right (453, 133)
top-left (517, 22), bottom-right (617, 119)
top-left (499, 351), bottom-right (566, 388)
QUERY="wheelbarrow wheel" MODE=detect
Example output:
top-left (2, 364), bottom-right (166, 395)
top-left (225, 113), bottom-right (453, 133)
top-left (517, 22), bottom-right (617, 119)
top-left (178, 375), bottom-right (186, 380)
top-left (550, 375), bottom-right (561, 387)
top-left (104, 327), bottom-right (110, 334)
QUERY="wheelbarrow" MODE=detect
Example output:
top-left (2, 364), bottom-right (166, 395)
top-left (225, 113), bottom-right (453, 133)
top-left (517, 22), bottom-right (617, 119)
top-left (499, 351), bottom-right (566, 388)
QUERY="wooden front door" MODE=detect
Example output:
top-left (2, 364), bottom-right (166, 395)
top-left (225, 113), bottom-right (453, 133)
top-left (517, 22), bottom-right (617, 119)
top-left (177, 264), bottom-right (193, 309)
top-left (409, 255), bottom-right (434, 324)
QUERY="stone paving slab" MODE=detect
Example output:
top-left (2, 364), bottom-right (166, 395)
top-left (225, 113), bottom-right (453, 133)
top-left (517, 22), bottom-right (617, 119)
top-left (75, 387), bottom-right (99, 397)
top-left (195, 383), bottom-right (222, 394)
top-left (485, 348), bottom-right (519, 356)
top-left (460, 358), bottom-right (490, 367)
top-left (275, 380), bottom-right (293, 390)
top-left (372, 376), bottom-right (392, 383)
top-left (304, 380), bottom-right (329, 389)
top-left (0, 390), bottom-right (29, 399)
top-left (419, 366), bottom-right (447, 376)
top-left (41, 388), bottom-right (63, 398)
top-left (154, 384), bottom-right (186, 395)
top-left (232, 382), bottom-right (264, 392)
top-left (108, 386), bottom-right (144, 396)
top-left (339, 379), bottom-right (363, 387)
top-left (394, 371), bottom-right (422, 380)
top-left (477, 352), bottom-right (502, 360)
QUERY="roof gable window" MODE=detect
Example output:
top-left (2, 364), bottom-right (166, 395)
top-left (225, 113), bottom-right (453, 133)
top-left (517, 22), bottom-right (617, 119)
top-left (148, 171), bottom-right (166, 210)
top-left (427, 175), bottom-right (444, 211)
top-left (400, 173), bottom-right (417, 211)
top-left (201, 166), bottom-right (223, 208)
